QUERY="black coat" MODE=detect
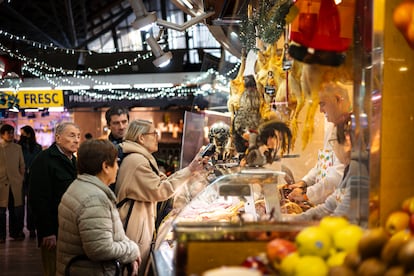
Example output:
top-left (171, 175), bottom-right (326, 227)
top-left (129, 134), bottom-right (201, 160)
top-left (28, 143), bottom-right (77, 245)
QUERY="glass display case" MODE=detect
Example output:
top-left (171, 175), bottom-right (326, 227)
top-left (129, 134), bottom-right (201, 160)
top-left (152, 169), bottom-right (313, 276)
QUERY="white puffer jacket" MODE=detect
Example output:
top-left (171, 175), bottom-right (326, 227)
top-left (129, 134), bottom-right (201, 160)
top-left (56, 174), bottom-right (139, 276)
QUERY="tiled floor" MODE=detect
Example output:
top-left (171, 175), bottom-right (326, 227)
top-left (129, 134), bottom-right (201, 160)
top-left (0, 228), bottom-right (43, 275)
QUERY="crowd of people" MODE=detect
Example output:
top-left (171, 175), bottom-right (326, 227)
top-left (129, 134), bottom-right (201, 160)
top-left (0, 64), bottom-right (364, 276)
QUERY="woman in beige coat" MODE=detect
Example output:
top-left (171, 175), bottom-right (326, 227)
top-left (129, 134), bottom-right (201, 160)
top-left (115, 119), bottom-right (206, 276)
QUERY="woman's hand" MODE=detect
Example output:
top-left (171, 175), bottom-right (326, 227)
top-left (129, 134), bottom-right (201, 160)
top-left (188, 149), bottom-right (210, 173)
top-left (130, 260), bottom-right (139, 276)
top-left (42, 235), bottom-right (56, 250)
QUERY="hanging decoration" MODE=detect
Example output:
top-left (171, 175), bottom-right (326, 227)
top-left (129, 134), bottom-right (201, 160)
top-left (288, 0), bottom-right (355, 66)
top-left (256, 0), bottom-right (294, 45)
top-left (240, 0), bottom-right (294, 51)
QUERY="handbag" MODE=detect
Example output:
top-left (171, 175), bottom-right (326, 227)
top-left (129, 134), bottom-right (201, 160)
top-left (64, 255), bottom-right (121, 276)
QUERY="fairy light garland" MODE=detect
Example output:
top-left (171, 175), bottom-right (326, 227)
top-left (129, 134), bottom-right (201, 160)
top-left (0, 30), bottom-right (241, 102)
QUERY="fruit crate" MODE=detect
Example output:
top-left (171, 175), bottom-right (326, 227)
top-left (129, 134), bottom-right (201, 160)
top-left (170, 221), bottom-right (315, 276)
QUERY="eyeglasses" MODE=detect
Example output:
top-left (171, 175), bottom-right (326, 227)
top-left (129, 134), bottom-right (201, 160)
top-left (143, 131), bottom-right (159, 138)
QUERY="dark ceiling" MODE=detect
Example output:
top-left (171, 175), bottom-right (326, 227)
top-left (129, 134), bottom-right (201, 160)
top-left (0, 0), bottom-right (247, 76)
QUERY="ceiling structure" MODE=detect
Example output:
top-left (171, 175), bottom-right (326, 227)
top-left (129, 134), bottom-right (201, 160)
top-left (0, 0), bottom-right (251, 112)
top-left (0, 0), bottom-right (247, 77)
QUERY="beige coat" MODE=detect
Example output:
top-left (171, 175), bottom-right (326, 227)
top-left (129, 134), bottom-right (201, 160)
top-left (0, 142), bottom-right (25, 207)
top-left (115, 140), bottom-right (192, 275)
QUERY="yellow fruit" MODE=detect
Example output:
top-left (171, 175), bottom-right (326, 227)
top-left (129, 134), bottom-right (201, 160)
top-left (381, 232), bottom-right (409, 267)
top-left (385, 211), bottom-right (410, 236)
top-left (319, 216), bottom-right (350, 237)
top-left (279, 252), bottom-right (300, 276)
top-left (401, 197), bottom-right (414, 213)
top-left (294, 255), bottom-right (328, 276)
top-left (327, 251), bottom-right (348, 267)
top-left (295, 226), bottom-right (332, 258)
top-left (393, 2), bottom-right (413, 31)
top-left (389, 229), bottom-right (411, 243)
top-left (333, 224), bottom-right (364, 252)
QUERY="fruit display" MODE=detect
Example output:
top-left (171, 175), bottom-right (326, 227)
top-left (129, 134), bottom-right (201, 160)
top-left (328, 196), bottom-right (414, 276)
top-left (238, 216), bottom-right (365, 275)
top-left (393, 0), bottom-right (414, 49)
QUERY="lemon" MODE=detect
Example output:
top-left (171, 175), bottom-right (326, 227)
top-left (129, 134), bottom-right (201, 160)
top-left (294, 255), bottom-right (328, 276)
top-left (326, 251), bottom-right (348, 267)
top-left (333, 224), bottom-right (364, 252)
top-left (319, 216), bottom-right (350, 237)
top-left (295, 226), bottom-right (332, 258)
top-left (279, 252), bottom-right (300, 276)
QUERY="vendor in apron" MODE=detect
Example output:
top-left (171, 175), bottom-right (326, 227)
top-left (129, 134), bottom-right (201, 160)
top-left (286, 65), bottom-right (353, 205)
top-left (287, 122), bottom-right (345, 205)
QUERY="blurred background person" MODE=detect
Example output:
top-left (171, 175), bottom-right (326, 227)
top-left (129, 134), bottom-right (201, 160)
top-left (18, 125), bottom-right (42, 239)
top-left (286, 114), bottom-right (368, 220)
top-left (29, 122), bottom-right (81, 276)
top-left (105, 106), bottom-right (129, 145)
top-left (286, 65), bottom-right (352, 206)
top-left (0, 124), bottom-right (25, 243)
top-left (56, 139), bottom-right (140, 276)
top-left (115, 119), bottom-right (208, 276)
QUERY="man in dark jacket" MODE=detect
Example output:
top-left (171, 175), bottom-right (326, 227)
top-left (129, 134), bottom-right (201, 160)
top-left (28, 122), bottom-right (80, 276)
top-left (105, 106), bottom-right (129, 145)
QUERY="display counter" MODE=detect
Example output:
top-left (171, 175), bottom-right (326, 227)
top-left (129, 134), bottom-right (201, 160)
top-left (152, 169), bottom-right (313, 276)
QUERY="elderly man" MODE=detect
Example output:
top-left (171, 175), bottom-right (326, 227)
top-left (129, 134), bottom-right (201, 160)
top-left (29, 122), bottom-right (81, 276)
top-left (287, 64), bottom-right (352, 205)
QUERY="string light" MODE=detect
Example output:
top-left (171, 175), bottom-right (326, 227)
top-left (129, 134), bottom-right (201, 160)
top-left (0, 30), bottom-right (241, 102)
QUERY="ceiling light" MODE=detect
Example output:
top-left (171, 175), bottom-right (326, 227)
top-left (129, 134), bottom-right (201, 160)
top-left (156, 11), bottom-right (215, 32)
top-left (93, 84), bottom-right (132, 90)
top-left (133, 83), bottom-right (174, 89)
top-left (129, 0), bottom-right (157, 31)
top-left (18, 87), bottom-right (53, 91)
top-left (54, 85), bottom-right (91, 90)
top-left (146, 35), bottom-right (173, 67)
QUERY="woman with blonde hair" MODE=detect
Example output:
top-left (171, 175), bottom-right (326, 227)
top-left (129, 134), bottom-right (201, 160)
top-left (115, 119), bottom-right (207, 275)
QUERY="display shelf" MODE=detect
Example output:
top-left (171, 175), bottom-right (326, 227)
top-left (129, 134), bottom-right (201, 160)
top-left (152, 169), bottom-right (303, 276)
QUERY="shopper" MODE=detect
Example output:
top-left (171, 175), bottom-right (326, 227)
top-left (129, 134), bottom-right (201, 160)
top-left (0, 124), bottom-right (26, 243)
top-left (286, 64), bottom-right (352, 205)
top-left (105, 106), bottom-right (129, 145)
top-left (286, 114), bottom-right (368, 220)
top-left (56, 139), bottom-right (140, 276)
top-left (18, 125), bottom-right (42, 239)
top-left (115, 119), bottom-right (208, 276)
top-left (28, 122), bottom-right (81, 276)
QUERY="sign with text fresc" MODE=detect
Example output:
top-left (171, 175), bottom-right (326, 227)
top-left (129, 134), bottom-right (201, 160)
top-left (0, 90), bottom-right (64, 108)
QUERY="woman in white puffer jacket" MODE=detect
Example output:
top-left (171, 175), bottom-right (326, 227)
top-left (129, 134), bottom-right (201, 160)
top-left (56, 139), bottom-right (140, 276)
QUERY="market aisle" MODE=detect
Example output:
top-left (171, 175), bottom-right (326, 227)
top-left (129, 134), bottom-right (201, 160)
top-left (0, 229), bottom-right (43, 275)
top-left (0, 211), bottom-right (43, 276)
